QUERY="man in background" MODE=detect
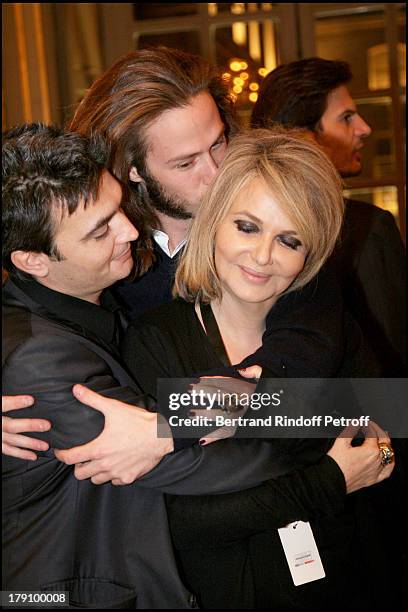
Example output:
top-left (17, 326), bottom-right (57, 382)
top-left (251, 57), bottom-right (406, 375)
top-left (251, 57), bottom-right (407, 607)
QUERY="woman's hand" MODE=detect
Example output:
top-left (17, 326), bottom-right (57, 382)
top-left (327, 421), bottom-right (395, 494)
top-left (188, 375), bottom-right (257, 446)
top-left (237, 365), bottom-right (262, 380)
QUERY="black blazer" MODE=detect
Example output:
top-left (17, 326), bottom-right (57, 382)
top-left (331, 199), bottom-right (406, 374)
top-left (3, 280), bottom-right (306, 609)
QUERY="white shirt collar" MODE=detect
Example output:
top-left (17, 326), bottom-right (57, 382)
top-left (153, 229), bottom-right (186, 258)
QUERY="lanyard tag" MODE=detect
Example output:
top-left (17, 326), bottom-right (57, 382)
top-left (278, 521), bottom-right (326, 586)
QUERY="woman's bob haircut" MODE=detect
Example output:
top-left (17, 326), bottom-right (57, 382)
top-left (175, 128), bottom-right (344, 302)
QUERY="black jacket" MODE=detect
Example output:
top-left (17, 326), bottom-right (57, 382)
top-left (3, 279), bottom-right (307, 609)
top-left (330, 199), bottom-right (406, 374)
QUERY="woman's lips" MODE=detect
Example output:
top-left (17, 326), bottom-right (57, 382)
top-left (239, 265), bottom-right (271, 283)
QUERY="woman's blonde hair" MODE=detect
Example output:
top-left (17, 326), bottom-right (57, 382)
top-left (175, 128), bottom-right (344, 302)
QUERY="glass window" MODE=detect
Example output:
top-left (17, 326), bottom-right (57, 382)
top-left (401, 95), bottom-right (406, 179)
top-left (344, 186), bottom-right (399, 223)
top-left (54, 4), bottom-right (105, 123)
top-left (214, 18), bottom-right (279, 125)
top-left (355, 97), bottom-right (395, 181)
top-left (398, 6), bottom-right (406, 87)
top-left (137, 31), bottom-right (201, 56)
top-left (133, 4), bottom-right (198, 20)
top-left (208, 3), bottom-right (274, 15)
top-left (315, 11), bottom-right (388, 94)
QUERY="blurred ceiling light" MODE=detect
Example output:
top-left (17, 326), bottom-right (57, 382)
top-left (263, 20), bottom-right (277, 72)
top-left (230, 60), bottom-right (242, 72)
top-left (233, 77), bottom-right (244, 86)
top-left (258, 67), bottom-right (268, 77)
top-left (231, 3), bottom-right (245, 15)
top-left (233, 85), bottom-right (243, 94)
top-left (249, 92), bottom-right (259, 102)
top-left (249, 82), bottom-right (259, 91)
top-left (231, 3), bottom-right (246, 46)
top-left (233, 23), bottom-right (247, 46)
top-left (240, 61), bottom-right (248, 70)
top-left (249, 24), bottom-right (261, 61)
top-left (208, 3), bottom-right (218, 16)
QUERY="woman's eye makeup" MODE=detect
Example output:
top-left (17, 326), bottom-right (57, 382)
top-left (234, 220), bottom-right (259, 233)
top-left (234, 219), bottom-right (302, 249)
top-left (278, 235), bottom-right (302, 250)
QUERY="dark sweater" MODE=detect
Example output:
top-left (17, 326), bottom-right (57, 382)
top-left (113, 241), bottom-right (179, 320)
top-left (121, 299), bottom-right (382, 610)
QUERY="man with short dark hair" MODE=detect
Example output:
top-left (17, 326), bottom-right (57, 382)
top-left (2, 123), bottom-right (170, 605)
top-left (2, 124), bottom-right (292, 607)
top-left (252, 57), bottom-right (406, 374)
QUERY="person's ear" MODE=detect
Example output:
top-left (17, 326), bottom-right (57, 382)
top-left (10, 251), bottom-right (51, 278)
top-left (129, 166), bottom-right (144, 184)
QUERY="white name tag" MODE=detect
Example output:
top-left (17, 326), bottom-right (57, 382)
top-left (278, 521), bottom-right (326, 586)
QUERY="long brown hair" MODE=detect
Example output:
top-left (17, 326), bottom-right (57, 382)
top-left (70, 46), bottom-right (237, 277)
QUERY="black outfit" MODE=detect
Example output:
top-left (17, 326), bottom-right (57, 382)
top-left (328, 201), bottom-right (408, 608)
top-left (330, 199), bottom-right (406, 374)
top-left (2, 278), bottom-right (186, 609)
top-left (122, 260), bottom-right (366, 378)
top-left (122, 299), bottom-right (383, 610)
top-left (3, 278), bottom-right (316, 609)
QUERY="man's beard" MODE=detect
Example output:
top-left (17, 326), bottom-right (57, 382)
top-left (143, 168), bottom-right (193, 220)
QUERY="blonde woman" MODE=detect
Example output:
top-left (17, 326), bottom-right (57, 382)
top-left (123, 128), bottom-right (374, 383)
top-left (122, 130), bottom-right (392, 609)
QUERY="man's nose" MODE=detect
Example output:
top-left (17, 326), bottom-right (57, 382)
top-left (202, 154), bottom-right (219, 186)
top-left (117, 210), bottom-right (139, 242)
top-left (356, 114), bottom-right (372, 139)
